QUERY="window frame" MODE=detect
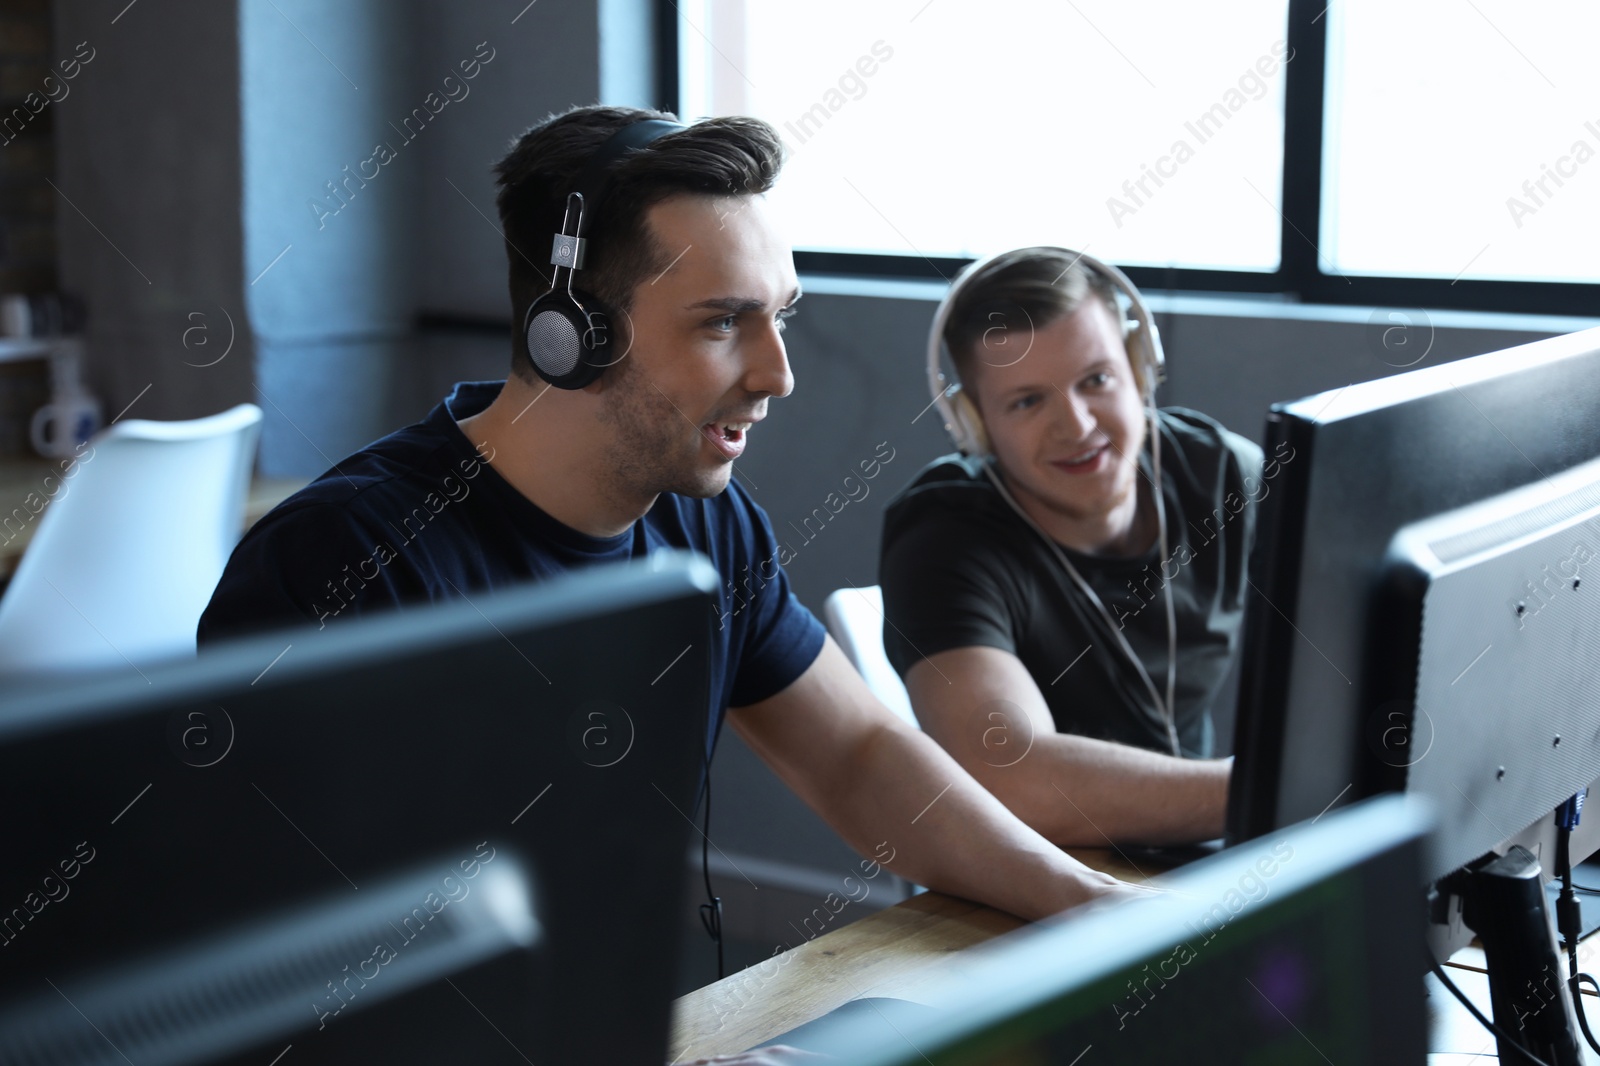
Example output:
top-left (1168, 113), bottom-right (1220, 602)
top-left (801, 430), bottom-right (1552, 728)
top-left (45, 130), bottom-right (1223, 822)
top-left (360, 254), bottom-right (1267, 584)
top-left (661, 0), bottom-right (1597, 316)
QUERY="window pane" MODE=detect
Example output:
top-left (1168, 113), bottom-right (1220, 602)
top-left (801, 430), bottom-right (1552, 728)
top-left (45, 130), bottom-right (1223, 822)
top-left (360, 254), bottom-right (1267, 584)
top-left (1323, 0), bottom-right (1600, 284)
top-left (679, 0), bottom-right (1289, 271)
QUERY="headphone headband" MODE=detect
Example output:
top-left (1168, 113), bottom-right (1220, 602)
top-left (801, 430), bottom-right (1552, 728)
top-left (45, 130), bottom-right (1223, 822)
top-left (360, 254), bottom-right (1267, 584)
top-left (567, 119), bottom-right (687, 240)
top-left (925, 247), bottom-right (1165, 456)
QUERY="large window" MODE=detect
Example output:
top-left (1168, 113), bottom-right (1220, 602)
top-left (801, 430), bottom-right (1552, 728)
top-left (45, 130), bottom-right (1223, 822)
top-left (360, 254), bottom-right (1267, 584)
top-left (678, 0), bottom-right (1290, 271)
top-left (1322, 0), bottom-right (1600, 285)
top-left (674, 0), bottom-right (1599, 312)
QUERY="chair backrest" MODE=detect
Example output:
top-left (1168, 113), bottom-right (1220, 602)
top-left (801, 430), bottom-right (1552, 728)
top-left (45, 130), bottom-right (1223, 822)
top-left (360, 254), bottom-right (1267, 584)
top-left (821, 586), bottom-right (918, 729)
top-left (0, 403), bottom-right (263, 675)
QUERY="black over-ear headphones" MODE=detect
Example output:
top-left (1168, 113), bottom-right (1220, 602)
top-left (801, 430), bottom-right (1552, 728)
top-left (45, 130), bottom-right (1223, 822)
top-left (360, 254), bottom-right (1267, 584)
top-left (522, 118), bottom-right (686, 389)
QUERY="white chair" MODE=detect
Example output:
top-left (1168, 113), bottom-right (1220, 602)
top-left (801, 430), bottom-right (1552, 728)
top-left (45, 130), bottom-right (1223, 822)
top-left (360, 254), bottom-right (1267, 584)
top-left (822, 585), bottom-right (918, 729)
top-left (824, 585), bottom-right (927, 901)
top-left (0, 403), bottom-right (263, 676)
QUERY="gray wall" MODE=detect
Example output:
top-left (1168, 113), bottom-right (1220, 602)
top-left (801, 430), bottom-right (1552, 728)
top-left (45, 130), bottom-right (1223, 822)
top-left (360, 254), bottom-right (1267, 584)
top-left (239, 0), bottom-right (416, 474)
top-left (415, 0), bottom-right (606, 323)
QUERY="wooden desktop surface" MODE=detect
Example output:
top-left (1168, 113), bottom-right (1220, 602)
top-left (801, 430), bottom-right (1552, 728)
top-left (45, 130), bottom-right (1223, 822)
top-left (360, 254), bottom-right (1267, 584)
top-left (670, 847), bottom-right (1153, 1062)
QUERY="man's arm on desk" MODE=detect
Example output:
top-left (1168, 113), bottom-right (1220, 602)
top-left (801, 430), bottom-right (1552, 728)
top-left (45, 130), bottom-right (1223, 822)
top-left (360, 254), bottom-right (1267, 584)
top-left (728, 637), bottom-right (1149, 922)
top-left (906, 646), bottom-right (1231, 847)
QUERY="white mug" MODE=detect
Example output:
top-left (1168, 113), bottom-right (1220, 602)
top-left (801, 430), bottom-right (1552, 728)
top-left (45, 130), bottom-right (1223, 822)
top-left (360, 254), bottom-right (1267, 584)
top-left (0, 294), bottom-right (30, 338)
top-left (31, 393), bottom-right (102, 459)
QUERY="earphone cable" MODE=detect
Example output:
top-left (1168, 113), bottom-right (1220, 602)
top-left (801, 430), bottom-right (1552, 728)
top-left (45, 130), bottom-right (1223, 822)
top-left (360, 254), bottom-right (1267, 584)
top-left (698, 769), bottom-right (725, 981)
top-left (1148, 402), bottom-right (1181, 756)
top-left (982, 439), bottom-right (1177, 754)
top-left (1429, 952), bottom-right (1556, 1066)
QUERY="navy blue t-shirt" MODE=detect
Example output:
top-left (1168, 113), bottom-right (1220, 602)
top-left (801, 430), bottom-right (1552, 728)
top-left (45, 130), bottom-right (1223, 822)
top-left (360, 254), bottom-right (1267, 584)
top-left (199, 381), bottom-right (827, 758)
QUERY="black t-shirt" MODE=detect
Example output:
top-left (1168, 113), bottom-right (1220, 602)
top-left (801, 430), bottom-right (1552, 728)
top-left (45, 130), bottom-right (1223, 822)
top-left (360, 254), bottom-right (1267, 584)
top-left (199, 381), bottom-right (827, 760)
top-left (879, 408), bottom-right (1265, 758)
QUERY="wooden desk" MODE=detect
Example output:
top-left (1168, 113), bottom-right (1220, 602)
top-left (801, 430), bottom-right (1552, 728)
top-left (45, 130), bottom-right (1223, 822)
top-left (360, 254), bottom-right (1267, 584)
top-left (673, 849), bottom-right (1600, 1064)
top-left (0, 456), bottom-right (304, 583)
top-left (670, 848), bottom-right (1155, 1061)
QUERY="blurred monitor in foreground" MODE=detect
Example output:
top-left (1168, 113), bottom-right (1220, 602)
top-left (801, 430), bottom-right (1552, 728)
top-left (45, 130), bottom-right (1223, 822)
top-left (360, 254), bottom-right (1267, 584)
top-left (792, 794), bottom-right (1432, 1064)
top-left (0, 552), bottom-right (715, 1065)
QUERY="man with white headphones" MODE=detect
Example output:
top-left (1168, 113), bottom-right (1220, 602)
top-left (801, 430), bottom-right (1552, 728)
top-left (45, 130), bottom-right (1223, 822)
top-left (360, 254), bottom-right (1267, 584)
top-left (880, 247), bottom-right (1267, 847)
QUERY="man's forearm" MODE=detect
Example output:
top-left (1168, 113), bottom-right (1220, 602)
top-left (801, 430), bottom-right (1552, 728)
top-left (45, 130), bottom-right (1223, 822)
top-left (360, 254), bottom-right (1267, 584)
top-left (820, 723), bottom-right (1133, 921)
top-left (977, 734), bottom-right (1231, 847)
top-left (904, 649), bottom-right (1230, 850)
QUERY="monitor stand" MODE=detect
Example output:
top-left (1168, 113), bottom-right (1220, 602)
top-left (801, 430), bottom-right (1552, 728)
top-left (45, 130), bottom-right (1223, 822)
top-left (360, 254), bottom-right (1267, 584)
top-left (1459, 846), bottom-right (1584, 1065)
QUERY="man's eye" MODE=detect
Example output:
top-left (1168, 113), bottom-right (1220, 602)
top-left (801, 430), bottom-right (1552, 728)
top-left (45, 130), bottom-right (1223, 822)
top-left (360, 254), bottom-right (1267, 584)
top-left (1084, 372), bottom-right (1111, 389)
top-left (1010, 394), bottom-right (1040, 412)
top-left (776, 307), bottom-right (798, 332)
top-left (711, 315), bottom-right (737, 332)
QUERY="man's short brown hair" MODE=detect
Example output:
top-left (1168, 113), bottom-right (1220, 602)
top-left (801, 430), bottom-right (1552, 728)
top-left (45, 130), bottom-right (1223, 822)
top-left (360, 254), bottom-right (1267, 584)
top-left (493, 105), bottom-right (785, 380)
top-left (943, 247), bottom-right (1122, 393)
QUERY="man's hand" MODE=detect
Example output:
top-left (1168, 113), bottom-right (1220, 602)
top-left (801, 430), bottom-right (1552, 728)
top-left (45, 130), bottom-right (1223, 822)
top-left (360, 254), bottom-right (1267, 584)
top-left (1081, 873), bottom-right (1166, 908)
top-left (682, 1046), bottom-right (830, 1064)
top-left (907, 646), bottom-right (1231, 846)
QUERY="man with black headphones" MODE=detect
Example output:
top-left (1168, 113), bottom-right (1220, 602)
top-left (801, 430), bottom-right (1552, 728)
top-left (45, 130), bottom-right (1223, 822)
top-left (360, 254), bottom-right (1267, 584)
top-left (201, 108), bottom-right (1154, 954)
top-left (880, 247), bottom-right (1268, 848)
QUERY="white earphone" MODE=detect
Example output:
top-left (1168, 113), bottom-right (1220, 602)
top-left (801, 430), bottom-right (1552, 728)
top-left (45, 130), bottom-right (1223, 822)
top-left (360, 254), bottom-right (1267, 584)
top-left (924, 247), bottom-right (1182, 757)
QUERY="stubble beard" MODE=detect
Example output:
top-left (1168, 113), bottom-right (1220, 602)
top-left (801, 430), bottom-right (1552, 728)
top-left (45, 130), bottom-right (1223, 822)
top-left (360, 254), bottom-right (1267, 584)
top-left (596, 354), bottom-right (732, 503)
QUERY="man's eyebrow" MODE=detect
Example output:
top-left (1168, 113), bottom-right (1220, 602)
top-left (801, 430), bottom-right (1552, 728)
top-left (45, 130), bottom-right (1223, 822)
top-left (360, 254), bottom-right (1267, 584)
top-left (686, 288), bottom-right (803, 313)
top-left (686, 297), bottom-right (765, 313)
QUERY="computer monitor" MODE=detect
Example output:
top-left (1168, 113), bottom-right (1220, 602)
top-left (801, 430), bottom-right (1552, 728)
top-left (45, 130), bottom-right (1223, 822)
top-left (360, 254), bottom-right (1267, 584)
top-left (783, 794), bottom-right (1433, 1064)
top-left (0, 552), bottom-right (716, 1066)
top-left (1227, 325), bottom-right (1600, 877)
top-left (1222, 327), bottom-right (1600, 1060)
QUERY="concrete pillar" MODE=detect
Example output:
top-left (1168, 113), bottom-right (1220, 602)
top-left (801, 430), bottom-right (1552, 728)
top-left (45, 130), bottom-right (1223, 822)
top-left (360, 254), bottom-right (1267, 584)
top-left (53, 0), bottom-right (255, 424)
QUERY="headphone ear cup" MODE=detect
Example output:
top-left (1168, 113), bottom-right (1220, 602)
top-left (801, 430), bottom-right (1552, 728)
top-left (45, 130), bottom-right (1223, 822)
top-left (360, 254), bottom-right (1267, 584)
top-left (1123, 320), bottom-right (1145, 397)
top-left (1124, 321), bottom-right (1159, 402)
top-left (951, 386), bottom-right (990, 457)
top-left (524, 291), bottom-right (610, 389)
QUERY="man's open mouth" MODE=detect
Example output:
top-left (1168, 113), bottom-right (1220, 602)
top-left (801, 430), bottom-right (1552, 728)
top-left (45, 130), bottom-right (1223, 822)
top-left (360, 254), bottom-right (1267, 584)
top-left (701, 421), bottom-right (754, 460)
top-left (1052, 443), bottom-right (1110, 471)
